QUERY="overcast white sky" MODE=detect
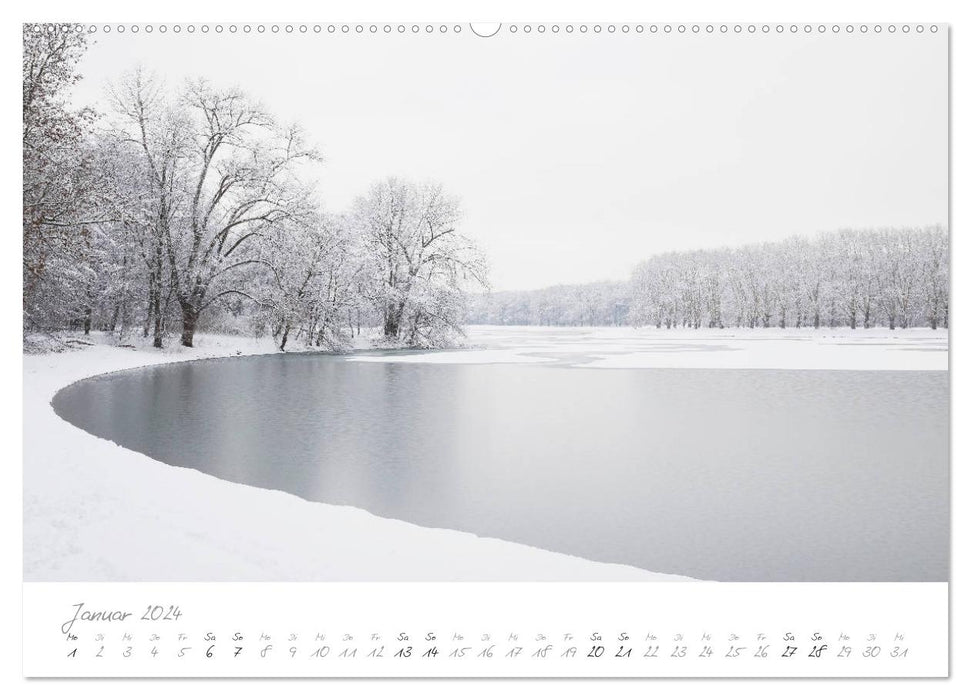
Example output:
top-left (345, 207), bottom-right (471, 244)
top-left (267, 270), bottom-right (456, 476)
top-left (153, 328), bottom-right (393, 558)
top-left (72, 27), bottom-right (948, 290)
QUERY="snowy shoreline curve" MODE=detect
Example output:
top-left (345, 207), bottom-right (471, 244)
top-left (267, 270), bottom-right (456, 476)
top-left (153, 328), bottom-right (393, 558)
top-left (23, 332), bottom-right (693, 582)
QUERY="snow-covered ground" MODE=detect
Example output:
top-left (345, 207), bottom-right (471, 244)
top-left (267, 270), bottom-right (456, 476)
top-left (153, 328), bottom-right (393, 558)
top-left (23, 325), bottom-right (946, 582)
top-left (351, 325), bottom-right (949, 371)
top-left (23, 331), bottom-right (691, 582)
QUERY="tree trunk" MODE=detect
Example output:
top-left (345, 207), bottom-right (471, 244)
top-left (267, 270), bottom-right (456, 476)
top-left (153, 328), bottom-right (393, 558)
top-left (384, 301), bottom-right (405, 339)
top-left (109, 303), bottom-right (120, 332)
top-left (151, 283), bottom-right (164, 348)
top-left (144, 272), bottom-right (155, 338)
top-left (153, 312), bottom-right (164, 348)
top-left (180, 304), bottom-right (199, 347)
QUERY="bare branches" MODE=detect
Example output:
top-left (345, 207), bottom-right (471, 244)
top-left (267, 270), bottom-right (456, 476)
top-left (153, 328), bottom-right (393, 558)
top-left (24, 39), bottom-right (487, 349)
top-left (105, 76), bottom-right (319, 346)
top-left (625, 227), bottom-right (949, 331)
top-left (350, 177), bottom-right (487, 344)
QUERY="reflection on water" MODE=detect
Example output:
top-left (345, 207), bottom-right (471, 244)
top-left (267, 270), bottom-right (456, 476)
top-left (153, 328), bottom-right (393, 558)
top-left (52, 354), bottom-right (948, 581)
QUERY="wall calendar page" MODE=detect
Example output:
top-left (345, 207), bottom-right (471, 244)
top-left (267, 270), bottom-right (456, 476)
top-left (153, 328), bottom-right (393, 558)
top-left (20, 16), bottom-right (950, 683)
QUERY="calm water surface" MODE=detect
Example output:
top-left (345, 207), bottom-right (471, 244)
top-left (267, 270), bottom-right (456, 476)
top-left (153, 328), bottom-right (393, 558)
top-left (52, 354), bottom-right (948, 581)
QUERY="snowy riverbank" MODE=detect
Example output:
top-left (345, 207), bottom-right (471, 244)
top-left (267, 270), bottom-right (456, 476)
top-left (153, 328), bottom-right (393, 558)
top-left (23, 325), bottom-right (946, 582)
top-left (23, 332), bottom-right (693, 582)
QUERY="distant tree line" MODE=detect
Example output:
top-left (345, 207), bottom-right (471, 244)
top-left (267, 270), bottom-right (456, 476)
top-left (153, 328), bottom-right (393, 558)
top-left (23, 25), bottom-right (485, 351)
top-left (467, 282), bottom-right (631, 327)
top-left (470, 226), bottom-right (948, 330)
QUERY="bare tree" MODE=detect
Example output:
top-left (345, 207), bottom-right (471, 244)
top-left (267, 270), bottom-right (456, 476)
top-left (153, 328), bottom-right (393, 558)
top-left (353, 178), bottom-right (487, 345)
top-left (22, 24), bottom-right (99, 332)
top-left (111, 74), bottom-right (318, 346)
top-left (263, 213), bottom-right (364, 351)
top-left (921, 224), bottom-right (949, 330)
top-left (106, 70), bottom-right (188, 346)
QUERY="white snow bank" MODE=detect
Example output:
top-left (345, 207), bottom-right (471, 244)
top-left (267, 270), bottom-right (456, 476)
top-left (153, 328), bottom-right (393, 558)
top-left (348, 325), bottom-right (949, 371)
top-left (23, 333), bottom-right (690, 582)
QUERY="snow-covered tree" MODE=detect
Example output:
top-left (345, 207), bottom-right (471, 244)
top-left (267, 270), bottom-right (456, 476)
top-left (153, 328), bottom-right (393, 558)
top-left (627, 227), bottom-right (947, 331)
top-left (352, 178), bottom-right (487, 346)
top-left (261, 213), bottom-right (366, 351)
top-left (920, 224), bottom-right (949, 330)
top-left (479, 227), bottom-right (948, 331)
top-left (110, 73), bottom-right (318, 346)
top-left (22, 24), bottom-right (100, 332)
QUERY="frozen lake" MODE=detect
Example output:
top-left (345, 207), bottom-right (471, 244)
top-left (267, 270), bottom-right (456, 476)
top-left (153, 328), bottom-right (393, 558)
top-left (52, 350), bottom-right (948, 581)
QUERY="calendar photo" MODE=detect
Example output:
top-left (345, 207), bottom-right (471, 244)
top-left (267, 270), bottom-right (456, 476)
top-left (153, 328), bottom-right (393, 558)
top-left (21, 21), bottom-right (949, 678)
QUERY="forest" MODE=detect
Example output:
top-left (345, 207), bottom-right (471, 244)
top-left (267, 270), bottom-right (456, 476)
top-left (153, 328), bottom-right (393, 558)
top-left (23, 26), bottom-right (487, 351)
top-left (469, 225), bottom-right (949, 330)
top-left (25, 26), bottom-right (949, 351)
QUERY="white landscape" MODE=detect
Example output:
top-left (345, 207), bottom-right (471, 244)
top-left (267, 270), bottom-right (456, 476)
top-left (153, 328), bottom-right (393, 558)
top-left (22, 26), bottom-right (949, 585)
top-left (17, 20), bottom-right (953, 688)
top-left (24, 326), bottom-right (946, 582)
top-left (352, 325), bottom-right (949, 371)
